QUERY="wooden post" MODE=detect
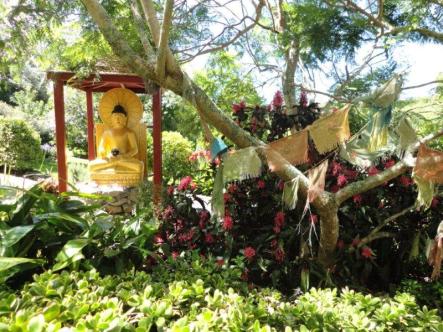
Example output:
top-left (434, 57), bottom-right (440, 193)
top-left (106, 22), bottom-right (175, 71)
top-left (53, 80), bottom-right (68, 192)
top-left (86, 90), bottom-right (95, 160)
top-left (152, 88), bottom-right (162, 205)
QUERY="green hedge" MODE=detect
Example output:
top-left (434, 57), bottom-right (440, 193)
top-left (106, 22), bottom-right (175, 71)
top-left (1, 254), bottom-right (441, 331)
top-left (0, 117), bottom-right (42, 171)
top-left (147, 131), bottom-right (195, 183)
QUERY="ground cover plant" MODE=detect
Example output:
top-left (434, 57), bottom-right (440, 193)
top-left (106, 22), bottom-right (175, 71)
top-left (0, 254), bottom-right (442, 331)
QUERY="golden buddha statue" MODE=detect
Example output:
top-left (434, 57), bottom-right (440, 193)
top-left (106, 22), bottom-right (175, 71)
top-left (89, 88), bottom-right (146, 186)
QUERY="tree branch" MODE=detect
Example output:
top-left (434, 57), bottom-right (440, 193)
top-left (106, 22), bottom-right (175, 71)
top-left (156, 0), bottom-right (174, 83)
top-left (335, 128), bottom-right (443, 205)
top-left (139, 0), bottom-right (180, 74)
top-left (402, 80), bottom-right (443, 90)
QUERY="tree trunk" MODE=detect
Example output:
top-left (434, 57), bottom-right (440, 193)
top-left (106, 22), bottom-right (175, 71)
top-left (282, 41), bottom-right (299, 113)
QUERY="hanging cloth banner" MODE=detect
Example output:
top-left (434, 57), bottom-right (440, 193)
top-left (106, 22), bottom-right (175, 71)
top-left (307, 159), bottom-right (329, 203)
top-left (265, 130), bottom-right (309, 172)
top-left (339, 122), bottom-right (396, 168)
top-left (413, 175), bottom-right (436, 210)
top-left (211, 161), bottom-right (225, 218)
top-left (223, 147), bottom-right (262, 184)
top-left (308, 105), bottom-right (351, 154)
top-left (282, 177), bottom-right (300, 210)
top-left (396, 117), bottom-right (417, 152)
top-left (367, 107), bottom-right (392, 152)
top-left (414, 144), bottom-right (443, 184)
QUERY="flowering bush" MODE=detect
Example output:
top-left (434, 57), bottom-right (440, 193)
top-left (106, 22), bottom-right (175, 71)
top-left (158, 91), bottom-right (443, 291)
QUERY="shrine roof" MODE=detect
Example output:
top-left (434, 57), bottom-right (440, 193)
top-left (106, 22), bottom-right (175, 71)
top-left (46, 71), bottom-right (146, 93)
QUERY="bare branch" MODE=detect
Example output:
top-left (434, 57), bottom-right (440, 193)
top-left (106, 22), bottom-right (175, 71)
top-left (139, 0), bottom-right (180, 74)
top-left (402, 80), bottom-right (443, 90)
top-left (156, 0), bottom-right (174, 83)
top-left (292, 84), bottom-right (349, 103)
top-left (130, 0), bottom-right (154, 58)
top-left (358, 205), bottom-right (415, 248)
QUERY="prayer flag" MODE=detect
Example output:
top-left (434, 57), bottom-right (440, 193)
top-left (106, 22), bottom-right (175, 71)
top-left (396, 117), bottom-right (417, 152)
top-left (309, 105), bottom-right (351, 154)
top-left (211, 162), bottom-right (225, 218)
top-left (282, 177), bottom-right (300, 210)
top-left (265, 130), bottom-right (308, 172)
top-left (414, 144), bottom-right (443, 184)
top-left (223, 147), bottom-right (262, 184)
top-left (413, 175), bottom-right (436, 210)
top-left (307, 160), bottom-right (329, 203)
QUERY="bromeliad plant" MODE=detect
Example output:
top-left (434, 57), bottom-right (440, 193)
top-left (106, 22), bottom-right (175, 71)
top-left (0, 183), bottom-right (157, 285)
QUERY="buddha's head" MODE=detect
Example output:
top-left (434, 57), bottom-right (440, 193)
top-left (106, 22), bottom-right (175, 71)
top-left (111, 105), bottom-right (128, 129)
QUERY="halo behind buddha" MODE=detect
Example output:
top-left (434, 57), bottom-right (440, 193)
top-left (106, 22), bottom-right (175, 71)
top-left (99, 88), bottom-right (143, 128)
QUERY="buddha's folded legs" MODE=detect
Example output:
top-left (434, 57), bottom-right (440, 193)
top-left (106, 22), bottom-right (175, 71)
top-left (89, 158), bottom-right (143, 173)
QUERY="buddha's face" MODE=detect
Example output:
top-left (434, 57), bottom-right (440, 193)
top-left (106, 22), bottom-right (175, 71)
top-left (111, 112), bottom-right (127, 129)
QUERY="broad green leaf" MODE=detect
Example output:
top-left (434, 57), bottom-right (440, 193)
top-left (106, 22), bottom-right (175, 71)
top-left (53, 238), bottom-right (89, 271)
top-left (0, 225), bottom-right (35, 249)
top-left (0, 257), bottom-right (44, 272)
top-left (27, 314), bottom-right (45, 332)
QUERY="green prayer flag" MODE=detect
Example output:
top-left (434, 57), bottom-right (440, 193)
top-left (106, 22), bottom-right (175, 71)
top-left (223, 147), bottom-right (262, 184)
top-left (413, 175), bottom-right (435, 210)
top-left (282, 177), bottom-right (300, 210)
top-left (396, 117), bottom-right (417, 152)
top-left (340, 122), bottom-right (395, 168)
top-left (211, 162), bottom-right (225, 218)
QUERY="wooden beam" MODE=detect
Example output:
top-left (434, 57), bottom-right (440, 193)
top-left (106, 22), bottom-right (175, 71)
top-left (53, 80), bottom-right (68, 192)
top-left (152, 88), bottom-right (162, 205)
top-left (86, 90), bottom-right (95, 160)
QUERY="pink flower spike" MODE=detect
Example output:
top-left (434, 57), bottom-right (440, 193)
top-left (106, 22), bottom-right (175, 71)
top-left (222, 215), bottom-right (233, 231)
top-left (272, 91), bottom-right (284, 107)
top-left (244, 247), bottom-right (256, 260)
top-left (361, 247), bottom-right (373, 259)
top-left (367, 166), bottom-right (379, 176)
top-left (257, 179), bottom-right (266, 189)
top-left (178, 176), bottom-right (193, 191)
top-left (337, 174), bottom-right (348, 187)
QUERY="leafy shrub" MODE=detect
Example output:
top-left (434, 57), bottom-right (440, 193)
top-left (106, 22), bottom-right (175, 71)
top-left (0, 184), bottom-right (157, 284)
top-left (0, 254), bottom-right (441, 331)
top-left (147, 131), bottom-right (195, 183)
top-left (0, 117), bottom-right (43, 171)
top-left (158, 92), bottom-right (443, 292)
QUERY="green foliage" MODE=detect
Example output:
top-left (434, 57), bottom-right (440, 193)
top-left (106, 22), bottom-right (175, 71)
top-left (0, 118), bottom-right (43, 171)
top-left (194, 52), bottom-right (263, 113)
top-left (398, 279), bottom-right (443, 315)
top-left (0, 184), bottom-right (157, 284)
top-left (147, 131), bottom-right (195, 184)
top-left (0, 255), bottom-right (442, 331)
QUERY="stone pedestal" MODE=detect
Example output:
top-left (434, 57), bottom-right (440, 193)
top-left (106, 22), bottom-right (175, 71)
top-left (76, 182), bottom-right (140, 215)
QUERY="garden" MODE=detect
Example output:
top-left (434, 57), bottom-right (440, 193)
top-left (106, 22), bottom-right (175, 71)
top-left (1, 0), bottom-right (443, 331)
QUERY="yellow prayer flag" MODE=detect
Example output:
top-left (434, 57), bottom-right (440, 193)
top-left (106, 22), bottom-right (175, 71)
top-left (309, 106), bottom-right (351, 154)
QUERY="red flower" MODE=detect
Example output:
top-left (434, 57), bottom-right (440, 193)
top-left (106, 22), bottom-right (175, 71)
top-left (431, 196), bottom-right (440, 208)
top-left (223, 193), bottom-right (231, 203)
top-left (367, 166), bottom-right (379, 176)
top-left (167, 186), bottom-right (174, 196)
top-left (272, 91), bottom-right (284, 107)
top-left (400, 175), bottom-right (413, 187)
top-left (216, 258), bottom-right (224, 266)
top-left (188, 151), bottom-right (198, 161)
top-left (172, 251), bottom-right (180, 260)
top-left (257, 180), bottom-right (266, 189)
top-left (353, 194), bottom-right (363, 205)
top-left (383, 159), bottom-right (395, 169)
top-left (178, 176), bottom-right (193, 191)
top-left (153, 234), bottom-right (164, 244)
top-left (199, 210), bottom-right (210, 222)
top-left (277, 180), bottom-right (285, 191)
top-left (352, 238), bottom-right (361, 247)
top-left (244, 247), bottom-right (256, 260)
top-left (222, 215), bottom-right (233, 231)
top-left (331, 161), bottom-right (343, 176)
top-left (273, 225), bottom-right (281, 234)
top-left (232, 102), bottom-right (244, 113)
top-left (309, 214), bottom-right (318, 224)
top-left (336, 239), bottom-right (345, 249)
top-left (271, 239), bottom-right (278, 248)
top-left (274, 211), bottom-right (285, 228)
top-left (204, 233), bottom-right (214, 244)
top-left (274, 247), bottom-right (285, 263)
top-left (337, 174), bottom-right (348, 187)
top-left (162, 205), bottom-right (175, 219)
top-left (361, 247), bottom-right (373, 259)
top-left (228, 184), bottom-right (238, 193)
